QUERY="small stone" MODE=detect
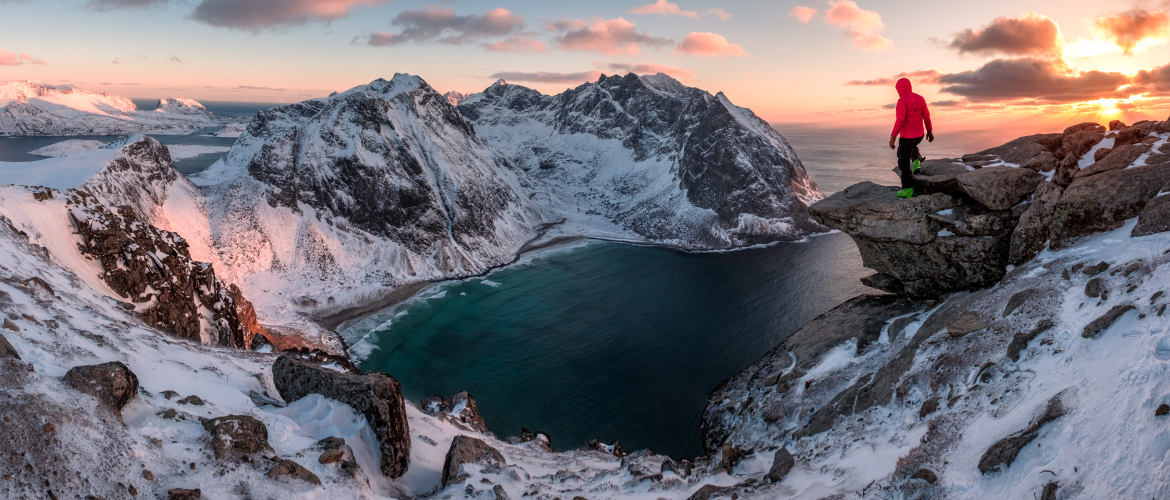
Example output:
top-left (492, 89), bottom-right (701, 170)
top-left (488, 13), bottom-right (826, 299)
top-left (1041, 482), bottom-right (1058, 500)
top-left (1085, 278), bottom-right (1103, 298)
top-left (2, 318), bottom-right (18, 332)
top-left (0, 333), bottom-right (19, 360)
top-left (442, 435), bottom-right (505, 487)
top-left (42, 422), bottom-right (54, 433)
top-left (687, 484), bottom-right (729, 500)
top-left (1124, 263), bottom-right (1141, 277)
top-left (1157, 404), bottom-right (1170, 416)
top-left (318, 449), bottom-right (344, 464)
top-left (266, 458), bottom-right (321, 485)
top-left (1082, 305), bottom-right (1137, 338)
top-left (128, 485), bottom-right (137, 496)
top-left (910, 468), bottom-right (938, 483)
top-left (177, 395), bottom-right (204, 406)
top-left (202, 415), bottom-right (273, 461)
top-left (61, 361), bottom-right (140, 412)
top-left (161, 390), bottom-right (179, 400)
top-left (167, 489), bottom-right (200, 500)
top-left (1152, 291), bottom-right (1164, 303)
top-left (157, 409), bottom-right (177, 420)
top-left (492, 485), bottom-right (510, 500)
top-left (142, 470), bottom-right (154, 481)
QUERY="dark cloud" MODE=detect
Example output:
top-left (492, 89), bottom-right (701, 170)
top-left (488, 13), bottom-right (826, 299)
top-left (938, 58), bottom-right (1129, 103)
top-left (931, 100), bottom-right (960, 107)
top-left (845, 69), bottom-right (941, 86)
top-left (1131, 63), bottom-right (1170, 95)
top-left (881, 103), bottom-right (896, 109)
top-left (1091, 9), bottom-right (1170, 54)
top-left (363, 7), bottom-right (525, 46)
top-left (488, 71), bottom-right (604, 84)
top-left (191, 0), bottom-right (391, 30)
top-left (947, 12), bottom-right (1061, 57)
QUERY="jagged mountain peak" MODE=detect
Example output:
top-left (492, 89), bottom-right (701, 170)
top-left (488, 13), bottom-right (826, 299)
top-left (154, 97), bottom-right (207, 114)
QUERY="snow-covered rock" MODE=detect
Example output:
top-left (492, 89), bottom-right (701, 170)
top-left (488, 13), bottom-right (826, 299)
top-left (28, 139), bottom-right (108, 157)
top-left (442, 91), bottom-right (469, 107)
top-left (213, 122), bottom-right (248, 138)
top-left (458, 73), bottom-right (825, 248)
top-left (0, 80), bottom-right (232, 136)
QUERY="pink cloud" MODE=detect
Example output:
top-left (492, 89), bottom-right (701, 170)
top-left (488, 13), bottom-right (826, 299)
top-left (553, 17), bottom-right (672, 55)
top-left (824, 0), bottom-right (893, 51)
top-left (192, 0), bottom-right (392, 30)
top-left (484, 37), bottom-right (551, 54)
top-left (789, 6), bottom-right (816, 24)
top-left (630, 0), bottom-right (698, 19)
top-left (705, 8), bottom-right (731, 20)
top-left (675, 32), bottom-right (748, 57)
top-left (607, 62), bottom-right (694, 80)
top-left (0, 49), bottom-right (47, 66)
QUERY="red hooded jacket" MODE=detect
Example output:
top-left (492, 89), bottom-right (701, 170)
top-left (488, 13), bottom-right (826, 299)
top-left (891, 78), bottom-right (932, 139)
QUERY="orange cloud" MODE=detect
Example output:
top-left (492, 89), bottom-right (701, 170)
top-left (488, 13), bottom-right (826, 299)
top-left (947, 12), bottom-right (1061, 57)
top-left (483, 37), bottom-right (550, 54)
top-left (675, 32), bottom-right (748, 57)
top-left (630, 0), bottom-right (698, 19)
top-left (789, 6), bottom-right (816, 24)
top-left (824, 0), bottom-right (892, 51)
top-left (1090, 9), bottom-right (1170, 55)
top-left (0, 49), bottom-right (47, 66)
top-left (552, 17), bottom-right (672, 55)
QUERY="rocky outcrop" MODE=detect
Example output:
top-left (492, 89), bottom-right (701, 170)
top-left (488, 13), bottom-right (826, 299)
top-left (1049, 162), bottom-right (1170, 245)
top-left (61, 361), bottom-right (139, 412)
top-left (1008, 181), bottom-right (1064, 264)
top-left (271, 354), bottom-right (411, 477)
top-left (202, 415), bottom-right (274, 461)
top-left (764, 448), bottom-right (794, 483)
top-left (68, 192), bottom-right (254, 348)
top-left (421, 391), bottom-right (488, 432)
top-left (442, 435), bottom-right (505, 487)
top-left (267, 458), bottom-right (321, 485)
top-left (809, 182), bottom-right (1016, 297)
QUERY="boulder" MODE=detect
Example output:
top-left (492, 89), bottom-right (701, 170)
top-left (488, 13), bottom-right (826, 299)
top-left (0, 332), bottom-right (18, 359)
top-left (1076, 143), bottom-right (1151, 178)
top-left (1109, 119), bottom-right (1127, 131)
top-left (912, 160), bottom-right (970, 193)
top-left (266, 458), bottom-right (321, 485)
top-left (1041, 482), bottom-right (1059, 500)
top-left (810, 182), bottom-right (961, 244)
top-left (441, 435), bottom-right (505, 487)
top-left (687, 484), bottom-right (730, 500)
top-left (956, 166), bottom-right (1044, 210)
top-left (1002, 289), bottom-right (1038, 317)
top-left (1116, 121), bottom-right (1155, 145)
top-left (1132, 192), bottom-right (1170, 237)
top-left (1060, 124), bottom-right (1105, 161)
top-left (1082, 305), bottom-right (1136, 338)
top-left (202, 415), bottom-right (274, 461)
top-left (1007, 320), bottom-right (1054, 362)
top-left (765, 447), bottom-right (794, 483)
top-left (1157, 404), bottom-right (1169, 416)
top-left (2, 318), bottom-right (17, 332)
top-left (978, 392), bottom-right (1067, 474)
top-left (975, 133), bottom-right (1061, 165)
top-left (1021, 151), bottom-right (1059, 172)
top-left (316, 437), bottom-right (355, 465)
top-left (61, 361), bottom-right (139, 412)
top-left (1008, 181), bottom-right (1064, 264)
top-left (1050, 163), bottom-right (1170, 246)
top-left (272, 355), bottom-right (411, 478)
top-left (1094, 147), bottom-right (1113, 162)
top-left (168, 489), bottom-right (201, 500)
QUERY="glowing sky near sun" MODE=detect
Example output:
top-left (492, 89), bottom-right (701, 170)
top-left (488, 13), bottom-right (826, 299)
top-left (2, 0), bottom-right (1170, 127)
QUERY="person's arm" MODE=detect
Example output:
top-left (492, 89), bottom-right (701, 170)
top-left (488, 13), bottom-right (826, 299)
top-left (890, 98), bottom-right (906, 149)
top-left (922, 97), bottom-right (934, 142)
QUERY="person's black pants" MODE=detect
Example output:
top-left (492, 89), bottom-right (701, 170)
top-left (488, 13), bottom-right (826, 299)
top-left (896, 136), bottom-right (924, 189)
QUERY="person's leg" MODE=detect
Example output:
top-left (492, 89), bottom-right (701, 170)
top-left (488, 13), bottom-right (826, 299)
top-left (896, 138), bottom-right (914, 188)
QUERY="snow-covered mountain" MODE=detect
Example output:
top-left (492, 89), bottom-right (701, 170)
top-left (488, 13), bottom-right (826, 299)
top-left (458, 73), bottom-right (824, 248)
top-left (0, 80), bottom-right (233, 136)
top-left (188, 74), bottom-right (543, 325)
top-left (442, 91), bottom-right (469, 107)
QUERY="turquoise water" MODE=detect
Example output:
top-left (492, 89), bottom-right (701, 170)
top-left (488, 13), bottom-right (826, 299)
top-left (348, 233), bottom-right (871, 459)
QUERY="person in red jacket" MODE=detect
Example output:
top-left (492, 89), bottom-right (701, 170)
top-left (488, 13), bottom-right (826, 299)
top-left (888, 78), bottom-right (934, 198)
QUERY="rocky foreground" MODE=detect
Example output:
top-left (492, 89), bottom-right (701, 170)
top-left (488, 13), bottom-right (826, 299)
top-left (701, 118), bottom-right (1170, 498)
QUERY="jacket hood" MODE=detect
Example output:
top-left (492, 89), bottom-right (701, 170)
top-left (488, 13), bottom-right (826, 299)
top-left (896, 78), bottom-right (912, 96)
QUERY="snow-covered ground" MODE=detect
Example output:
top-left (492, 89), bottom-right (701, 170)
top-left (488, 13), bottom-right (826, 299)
top-left (165, 144), bottom-right (230, 160)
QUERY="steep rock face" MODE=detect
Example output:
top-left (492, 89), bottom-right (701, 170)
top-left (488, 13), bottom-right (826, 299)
top-left (68, 193), bottom-right (249, 347)
top-left (0, 81), bottom-right (230, 136)
top-left (193, 74), bottom-right (541, 291)
top-left (458, 73), bottom-right (824, 248)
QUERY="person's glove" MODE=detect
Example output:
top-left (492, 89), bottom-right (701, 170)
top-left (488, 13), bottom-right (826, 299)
top-left (889, 137), bottom-right (896, 149)
top-left (927, 132), bottom-right (935, 143)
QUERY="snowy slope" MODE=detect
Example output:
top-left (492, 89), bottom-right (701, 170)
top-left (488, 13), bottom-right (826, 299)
top-left (458, 73), bottom-right (824, 248)
top-left (0, 80), bottom-right (232, 136)
top-left (28, 139), bottom-right (108, 157)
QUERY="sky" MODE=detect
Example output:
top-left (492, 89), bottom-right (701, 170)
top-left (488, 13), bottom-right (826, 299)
top-left (3, 0), bottom-right (1170, 129)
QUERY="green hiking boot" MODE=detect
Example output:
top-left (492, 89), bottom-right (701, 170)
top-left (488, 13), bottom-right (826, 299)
top-left (896, 187), bottom-right (914, 199)
top-left (911, 158), bottom-right (922, 174)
